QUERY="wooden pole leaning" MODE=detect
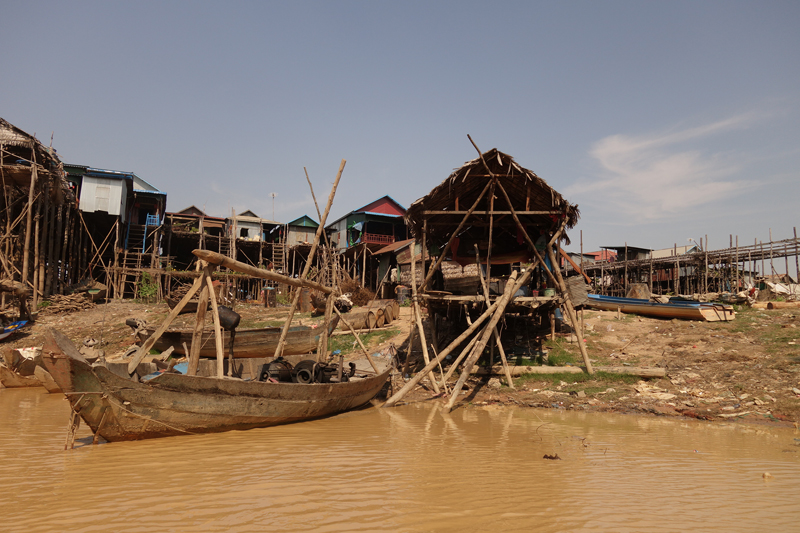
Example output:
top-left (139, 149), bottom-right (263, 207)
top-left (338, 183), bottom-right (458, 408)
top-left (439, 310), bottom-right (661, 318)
top-left (444, 270), bottom-right (530, 412)
top-left (411, 240), bottom-right (440, 394)
top-left (317, 294), bottom-right (335, 362)
top-left (383, 289), bottom-right (514, 408)
top-left (490, 179), bottom-right (594, 374)
top-left (187, 263), bottom-right (210, 376)
top-left (193, 250), bottom-right (332, 295)
top-left (274, 159), bottom-right (345, 359)
top-left (127, 274), bottom-right (204, 374)
top-left (473, 244), bottom-right (515, 389)
top-left (203, 265), bottom-right (226, 378)
top-left (21, 152), bottom-right (37, 285)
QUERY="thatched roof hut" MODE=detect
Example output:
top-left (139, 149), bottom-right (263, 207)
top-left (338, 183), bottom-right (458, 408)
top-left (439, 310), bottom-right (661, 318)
top-left (405, 148), bottom-right (578, 267)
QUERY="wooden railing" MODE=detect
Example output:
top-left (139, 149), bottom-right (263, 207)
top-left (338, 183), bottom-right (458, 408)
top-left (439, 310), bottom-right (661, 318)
top-left (362, 233), bottom-right (394, 245)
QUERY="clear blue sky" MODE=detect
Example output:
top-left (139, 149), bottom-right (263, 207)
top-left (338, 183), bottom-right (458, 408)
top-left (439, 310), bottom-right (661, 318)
top-left (3, 1), bottom-right (798, 254)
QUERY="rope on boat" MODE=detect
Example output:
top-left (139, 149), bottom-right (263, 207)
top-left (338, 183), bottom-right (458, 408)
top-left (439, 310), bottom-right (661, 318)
top-left (64, 391), bottom-right (198, 436)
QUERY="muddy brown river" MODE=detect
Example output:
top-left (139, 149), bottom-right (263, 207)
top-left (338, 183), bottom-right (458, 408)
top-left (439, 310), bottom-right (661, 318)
top-left (1, 388), bottom-right (799, 532)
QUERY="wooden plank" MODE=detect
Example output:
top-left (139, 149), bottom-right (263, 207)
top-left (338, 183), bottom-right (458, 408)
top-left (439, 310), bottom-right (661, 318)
top-left (471, 365), bottom-right (665, 378)
top-left (193, 249), bottom-right (332, 294)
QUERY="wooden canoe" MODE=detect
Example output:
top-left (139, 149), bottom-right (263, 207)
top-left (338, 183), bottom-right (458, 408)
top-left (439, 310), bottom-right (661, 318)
top-left (132, 315), bottom-right (340, 358)
top-left (41, 328), bottom-right (393, 442)
top-left (586, 294), bottom-right (735, 322)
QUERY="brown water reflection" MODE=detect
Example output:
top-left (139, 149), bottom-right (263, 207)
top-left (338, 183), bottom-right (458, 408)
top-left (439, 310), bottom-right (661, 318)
top-left (1, 388), bottom-right (798, 532)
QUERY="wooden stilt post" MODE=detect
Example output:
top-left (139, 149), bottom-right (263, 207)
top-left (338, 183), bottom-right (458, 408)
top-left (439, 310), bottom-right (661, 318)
top-left (187, 264), bottom-right (209, 376)
top-left (445, 270), bottom-right (528, 412)
top-left (410, 239), bottom-right (440, 393)
top-left (317, 292), bottom-right (335, 362)
top-left (201, 265), bottom-right (225, 378)
top-left (463, 139), bottom-right (592, 375)
top-left (474, 243), bottom-right (514, 389)
top-left (384, 266), bottom-right (534, 408)
top-left (794, 227), bottom-right (799, 283)
top-left (21, 152), bottom-right (37, 287)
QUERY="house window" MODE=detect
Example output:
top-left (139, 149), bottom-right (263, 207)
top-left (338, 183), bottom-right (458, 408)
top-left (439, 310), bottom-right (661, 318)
top-left (240, 228), bottom-right (249, 238)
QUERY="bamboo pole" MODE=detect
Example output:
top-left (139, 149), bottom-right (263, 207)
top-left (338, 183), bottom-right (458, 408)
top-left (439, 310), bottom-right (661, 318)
top-left (127, 274), bottom-right (205, 373)
top-left (193, 249), bottom-right (333, 294)
top-left (439, 334), bottom-right (479, 385)
top-left (317, 293), bottom-right (335, 362)
top-left (411, 239), bottom-right (440, 393)
top-left (474, 243), bottom-right (514, 389)
top-left (383, 270), bottom-right (534, 408)
top-left (445, 270), bottom-right (528, 412)
top-left (490, 177), bottom-right (593, 374)
top-left (274, 159), bottom-right (345, 358)
top-left (32, 195), bottom-right (41, 306)
top-left (20, 150), bottom-right (37, 285)
top-left (187, 262), bottom-right (209, 376)
top-left (795, 227), bottom-right (799, 282)
top-left (203, 265), bottom-right (226, 378)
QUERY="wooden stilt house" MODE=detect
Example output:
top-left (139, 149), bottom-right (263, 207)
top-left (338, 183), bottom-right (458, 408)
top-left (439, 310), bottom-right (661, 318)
top-left (386, 146), bottom-right (593, 410)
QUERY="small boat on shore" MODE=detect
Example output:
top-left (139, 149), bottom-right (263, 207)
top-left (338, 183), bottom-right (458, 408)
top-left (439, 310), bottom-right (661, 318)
top-left (586, 294), bottom-right (735, 321)
top-left (129, 315), bottom-right (340, 358)
top-left (41, 328), bottom-right (393, 442)
top-left (0, 321), bottom-right (27, 341)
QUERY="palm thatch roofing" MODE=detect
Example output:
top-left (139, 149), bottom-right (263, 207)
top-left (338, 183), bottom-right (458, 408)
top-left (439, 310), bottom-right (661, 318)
top-left (0, 117), bottom-right (64, 188)
top-left (405, 148), bottom-right (579, 250)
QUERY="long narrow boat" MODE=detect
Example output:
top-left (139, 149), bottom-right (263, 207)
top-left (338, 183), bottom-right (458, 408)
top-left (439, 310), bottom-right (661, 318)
top-left (131, 315), bottom-right (340, 358)
top-left (41, 328), bottom-right (393, 442)
top-left (586, 294), bottom-right (735, 322)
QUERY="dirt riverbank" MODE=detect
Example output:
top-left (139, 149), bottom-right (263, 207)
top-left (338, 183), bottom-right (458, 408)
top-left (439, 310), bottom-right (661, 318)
top-left (6, 299), bottom-right (799, 428)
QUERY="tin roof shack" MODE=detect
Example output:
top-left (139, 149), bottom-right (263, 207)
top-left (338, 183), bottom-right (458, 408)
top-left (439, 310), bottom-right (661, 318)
top-left (286, 215), bottom-right (318, 246)
top-left (65, 164), bottom-right (167, 298)
top-left (163, 206), bottom-right (228, 270)
top-left (326, 196), bottom-right (408, 291)
top-left (371, 238), bottom-right (415, 298)
top-left (227, 210), bottom-right (282, 273)
top-left (390, 146), bottom-right (592, 409)
top-left (0, 118), bottom-right (81, 309)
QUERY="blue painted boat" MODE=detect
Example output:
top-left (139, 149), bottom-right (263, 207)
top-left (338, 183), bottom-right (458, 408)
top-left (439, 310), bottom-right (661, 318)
top-left (0, 321), bottom-right (27, 341)
top-left (586, 295), bottom-right (734, 322)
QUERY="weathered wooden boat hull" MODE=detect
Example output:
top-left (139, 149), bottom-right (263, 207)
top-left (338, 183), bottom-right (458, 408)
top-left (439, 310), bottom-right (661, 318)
top-left (134, 315), bottom-right (339, 358)
top-left (41, 329), bottom-right (392, 442)
top-left (0, 363), bottom-right (41, 388)
top-left (586, 295), bottom-right (735, 321)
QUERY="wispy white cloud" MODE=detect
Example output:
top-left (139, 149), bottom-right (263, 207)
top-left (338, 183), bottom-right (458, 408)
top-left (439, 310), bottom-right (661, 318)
top-left (567, 113), bottom-right (761, 221)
